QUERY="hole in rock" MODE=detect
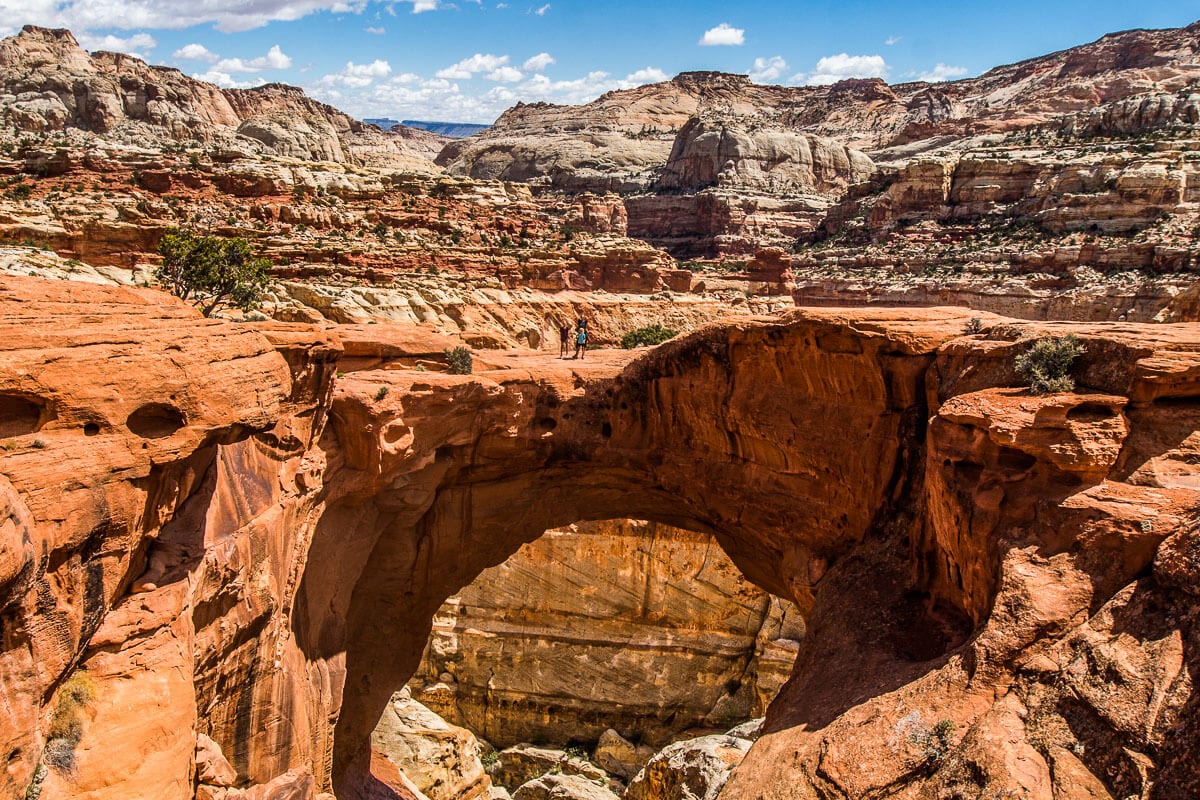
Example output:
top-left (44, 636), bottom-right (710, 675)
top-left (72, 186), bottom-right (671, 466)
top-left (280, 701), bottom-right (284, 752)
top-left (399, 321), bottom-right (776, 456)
top-left (0, 393), bottom-right (50, 438)
top-left (1067, 403), bottom-right (1119, 422)
top-left (83, 422), bottom-right (101, 437)
top-left (372, 518), bottom-right (804, 798)
top-left (126, 403), bottom-right (186, 439)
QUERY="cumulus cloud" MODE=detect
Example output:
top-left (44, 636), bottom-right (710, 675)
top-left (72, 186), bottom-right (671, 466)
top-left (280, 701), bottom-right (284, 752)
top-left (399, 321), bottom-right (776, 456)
top-left (749, 55), bottom-right (787, 84)
top-left (212, 44), bottom-right (293, 73)
top-left (435, 53), bottom-right (509, 79)
top-left (317, 58), bottom-right (392, 87)
top-left (916, 63), bottom-right (968, 82)
top-left (487, 65), bottom-right (523, 82)
top-left (699, 23), bottom-right (744, 46)
top-left (75, 31), bottom-right (156, 57)
top-left (0, 0), bottom-right (444, 33)
top-left (365, 25), bottom-right (385, 33)
top-left (173, 42), bottom-right (220, 63)
top-left (792, 53), bottom-right (889, 85)
top-left (522, 52), bottom-right (554, 72)
top-left (309, 64), bottom-right (666, 124)
top-left (194, 70), bottom-right (268, 89)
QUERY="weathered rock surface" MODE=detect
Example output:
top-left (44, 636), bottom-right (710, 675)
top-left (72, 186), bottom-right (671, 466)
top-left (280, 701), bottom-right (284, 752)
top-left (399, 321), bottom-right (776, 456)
top-left (625, 734), bottom-right (751, 800)
top-left (370, 690), bottom-right (492, 800)
top-left (408, 519), bottom-right (801, 748)
top-left (511, 773), bottom-right (618, 800)
top-left (0, 26), bottom-right (438, 169)
top-left (0, 278), bottom-right (1198, 800)
top-left (439, 22), bottom-right (1200, 185)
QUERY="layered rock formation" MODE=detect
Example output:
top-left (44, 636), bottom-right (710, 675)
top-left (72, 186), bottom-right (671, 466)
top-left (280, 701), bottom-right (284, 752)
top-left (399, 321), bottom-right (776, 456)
top-left (443, 21), bottom-right (1200, 182)
top-left (2, 273), bottom-right (1197, 800)
top-left (407, 519), bottom-right (801, 748)
top-left (0, 26), bottom-right (439, 169)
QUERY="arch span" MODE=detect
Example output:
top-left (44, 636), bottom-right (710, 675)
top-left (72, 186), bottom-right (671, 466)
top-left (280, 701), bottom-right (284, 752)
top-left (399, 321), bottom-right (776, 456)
top-left (297, 310), bottom-right (973, 796)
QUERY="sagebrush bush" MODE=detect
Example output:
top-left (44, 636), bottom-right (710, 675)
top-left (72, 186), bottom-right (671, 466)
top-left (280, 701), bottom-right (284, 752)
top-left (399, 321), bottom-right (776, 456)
top-left (445, 346), bottom-right (473, 375)
top-left (44, 672), bottom-right (96, 774)
top-left (621, 324), bottom-right (678, 349)
top-left (1015, 334), bottom-right (1085, 394)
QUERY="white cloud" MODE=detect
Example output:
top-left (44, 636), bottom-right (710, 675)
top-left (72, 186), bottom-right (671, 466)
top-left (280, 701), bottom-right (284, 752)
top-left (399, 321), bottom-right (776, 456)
top-left (318, 58), bottom-right (392, 87)
top-left (365, 25), bottom-right (385, 33)
top-left (533, 3), bottom-right (550, 15)
top-left (75, 31), bottom-right (156, 57)
top-left (436, 53), bottom-right (509, 79)
top-left (487, 65), bottom-right (524, 82)
top-left (749, 55), bottom-right (787, 84)
top-left (194, 70), bottom-right (268, 89)
top-left (522, 52), bottom-right (554, 72)
top-left (173, 43), bottom-right (220, 63)
top-left (212, 44), bottom-right (293, 74)
top-left (699, 23), bottom-right (744, 46)
top-left (792, 53), bottom-right (889, 86)
top-left (625, 67), bottom-right (667, 84)
top-left (309, 64), bottom-right (667, 125)
top-left (916, 63), bottom-right (968, 82)
top-left (0, 0), bottom-right (450, 33)
top-left (885, 35), bottom-right (902, 46)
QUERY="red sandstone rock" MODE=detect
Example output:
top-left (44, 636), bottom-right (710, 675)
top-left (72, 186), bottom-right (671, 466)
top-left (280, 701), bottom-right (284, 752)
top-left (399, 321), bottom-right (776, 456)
top-left (0, 279), bottom-right (1197, 800)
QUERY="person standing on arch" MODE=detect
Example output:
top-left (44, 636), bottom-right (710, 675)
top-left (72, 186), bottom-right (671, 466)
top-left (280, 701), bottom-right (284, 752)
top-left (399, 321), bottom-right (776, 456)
top-left (573, 325), bottom-right (588, 359)
top-left (558, 323), bottom-right (571, 358)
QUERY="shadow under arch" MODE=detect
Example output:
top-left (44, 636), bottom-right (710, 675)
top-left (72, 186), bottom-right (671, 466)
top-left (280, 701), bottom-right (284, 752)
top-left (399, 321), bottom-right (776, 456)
top-left (292, 311), bottom-right (975, 798)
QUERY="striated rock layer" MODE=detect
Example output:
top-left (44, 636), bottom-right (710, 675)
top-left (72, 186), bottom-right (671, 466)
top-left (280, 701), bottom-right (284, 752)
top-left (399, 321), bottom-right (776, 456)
top-left (408, 519), bottom-right (800, 748)
top-left (0, 276), bottom-right (1197, 800)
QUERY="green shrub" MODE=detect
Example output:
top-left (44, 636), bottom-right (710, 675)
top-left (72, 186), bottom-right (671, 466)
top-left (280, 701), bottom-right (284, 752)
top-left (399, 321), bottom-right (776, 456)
top-left (621, 324), bottom-right (678, 349)
top-left (1015, 335), bottom-right (1085, 394)
top-left (155, 228), bottom-right (271, 317)
top-left (374, 386), bottom-right (389, 401)
top-left (446, 346), bottom-right (473, 375)
top-left (481, 750), bottom-right (499, 770)
top-left (44, 672), bottom-right (96, 773)
top-left (962, 317), bottom-right (984, 335)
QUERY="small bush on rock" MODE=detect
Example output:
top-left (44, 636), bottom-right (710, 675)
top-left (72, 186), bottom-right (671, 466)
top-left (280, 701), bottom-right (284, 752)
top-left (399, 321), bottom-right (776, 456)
top-left (44, 671), bottom-right (96, 774)
top-left (446, 346), bottom-right (473, 375)
top-left (621, 324), bottom-right (678, 349)
top-left (1015, 334), bottom-right (1085, 394)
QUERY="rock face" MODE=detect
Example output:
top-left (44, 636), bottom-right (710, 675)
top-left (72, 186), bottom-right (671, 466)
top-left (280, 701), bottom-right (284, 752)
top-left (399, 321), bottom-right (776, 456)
top-left (0, 277), bottom-right (1198, 800)
top-left (625, 734), bottom-right (751, 800)
top-left (370, 690), bottom-right (492, 800)
top-left (0, 26), bottom-right (438, 168)
top-left (407, 519), bottom-right (801, 748)
top-left (439, 22), bottom-right (1200, 183)
top-left (656, 116), bottom-right (874, 194)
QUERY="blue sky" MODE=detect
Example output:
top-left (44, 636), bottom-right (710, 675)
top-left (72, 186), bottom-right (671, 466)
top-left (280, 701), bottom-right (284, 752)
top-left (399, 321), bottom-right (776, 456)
top-left (2, 1), bottom-right (1198, 123)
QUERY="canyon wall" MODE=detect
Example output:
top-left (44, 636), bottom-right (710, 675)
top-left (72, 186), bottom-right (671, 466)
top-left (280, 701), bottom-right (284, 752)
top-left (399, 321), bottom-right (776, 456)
top-left (0, 277), bottom-right (1197, 800)
top-left (408, 519), bottom-right (800, 748)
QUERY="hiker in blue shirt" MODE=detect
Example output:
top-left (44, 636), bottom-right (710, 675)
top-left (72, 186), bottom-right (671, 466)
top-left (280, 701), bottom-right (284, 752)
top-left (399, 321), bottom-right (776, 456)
top-left (573, 326), bottom-right (588, 359)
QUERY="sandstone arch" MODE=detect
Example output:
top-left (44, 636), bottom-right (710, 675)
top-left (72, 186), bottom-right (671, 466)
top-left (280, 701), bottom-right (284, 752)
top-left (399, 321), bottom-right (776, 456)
top-left (297, 312), bottom-right (984, 797)
top-left (1, 277), bottom-right (1196, 800)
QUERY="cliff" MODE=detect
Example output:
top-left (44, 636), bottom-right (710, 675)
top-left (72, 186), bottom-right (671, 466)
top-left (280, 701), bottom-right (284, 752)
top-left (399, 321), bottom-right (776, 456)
top-left (0, 276), bottom-right (1197, 799)
top-left (0, 26), bottom-right (437, 169)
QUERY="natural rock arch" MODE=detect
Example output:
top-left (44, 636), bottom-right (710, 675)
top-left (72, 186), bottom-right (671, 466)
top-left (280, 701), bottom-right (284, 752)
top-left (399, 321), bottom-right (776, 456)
top-left (297, 313), bottom-right (968, 797)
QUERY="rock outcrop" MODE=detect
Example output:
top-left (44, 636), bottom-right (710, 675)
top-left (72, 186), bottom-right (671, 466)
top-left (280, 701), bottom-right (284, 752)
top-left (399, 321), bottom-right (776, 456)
top-left (439, 22), bottom-right (1200, 185)
top-left (407, 519), bottom-right (800, 748)
top-left (0, 277), bottom-right (1198, 800)
top-left (0, 26), bottom-right (438, 169)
